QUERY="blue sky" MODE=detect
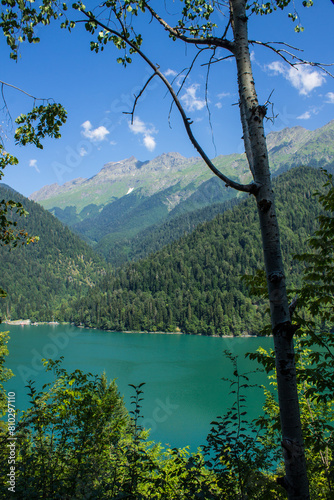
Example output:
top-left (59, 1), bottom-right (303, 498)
top-left (1, 1), bottom-right (333, 197)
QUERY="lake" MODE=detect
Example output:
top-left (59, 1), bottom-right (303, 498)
top-left (1, 324), bottom-right (273, 450)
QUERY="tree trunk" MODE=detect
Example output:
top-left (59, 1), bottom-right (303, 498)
top-left (229, 1), bottom-right (310, 498)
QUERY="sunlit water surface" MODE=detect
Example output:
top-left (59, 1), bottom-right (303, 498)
top-left (1, 324), bottom-right (272, 450)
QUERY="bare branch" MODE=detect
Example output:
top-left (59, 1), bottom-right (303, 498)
top-left (123, 72), bottom-right (157, 124)
top-left (0, 80), bottom-right (55, 140)
top-left (201, 54), bottom-right (234, 67)
top-left (167, 47), bottom-right (210, 128)
top-left (1, 83), bottom-right (12, 124)
top-left (81, 10), bottom-right (257, 195)
top-left (205, 48), bottom-right (218, 155)
top-left (0, 80), bottom-right (53, 101)
top-left (250, 40), bottom-right (334, 77)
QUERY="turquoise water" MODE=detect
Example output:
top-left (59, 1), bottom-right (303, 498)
top-left (1, 324), bottom-right (273, 450)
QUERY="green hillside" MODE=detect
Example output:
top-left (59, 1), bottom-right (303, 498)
top-left (64, 166), bottom-right (326, 335)
top-left (98, 195), bottom-right (243, 267)
top-left (0, 185), bottom-right (106, 322)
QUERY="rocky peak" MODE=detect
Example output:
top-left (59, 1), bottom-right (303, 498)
top-left (29, 178), bottom-right (86, 202)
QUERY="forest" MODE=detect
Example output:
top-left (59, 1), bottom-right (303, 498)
top-left (0, 165), bottom-right (325, 334)
top-left (58, 166), bottom-right (324, 335)
top-left (0, 185), bottom-right (105, 323)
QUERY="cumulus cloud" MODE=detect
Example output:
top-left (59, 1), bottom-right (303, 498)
top-left (325, 91), bottom-right (334, 103)
top-left (267, 61), bottom-right (325, 95)
top-left (129, 116), bottom-right (147, 135)
top-left (81, 120), bottom-right (110, 142)
top-left (297, 111), bottom-right (311, 120)
top-left (164, 68), bottom-right (177, 77)
top-left (29, 159), bottom-right (40, 173)
top-left (128, 116), bottom-right (157, 152)
top-left (181, 84), bottom-right (206, 111)
top-left (143, 135), bottom-right (156, 152)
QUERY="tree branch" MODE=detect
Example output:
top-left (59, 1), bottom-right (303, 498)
top-left (204, 48), bottom-right (218, 155)
top-left (0, 79), bottom-right (53, 102)
top-left (123, 72), bottom-right (157, 124)
top-left (143, 1), bottom-right (234, 51)
top-left (81, 10), bottom-right (258, 194)
top-left (250, 40), bottom-right (334, 77)
top-left (167, 47), bottom-right (210, 128)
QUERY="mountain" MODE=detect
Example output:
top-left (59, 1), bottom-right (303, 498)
top-left (29, 121), bottom-right (334, 264)
top-left (0, 185), bottom-right (106, 322)
top-left (30, 153), bottom-right (202, 214)
top-left (64, 166), bottom-right (326, 335)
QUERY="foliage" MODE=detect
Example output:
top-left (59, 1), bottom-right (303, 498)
top-left (1, 2), bottom-right (67, 292)
top-left (0, 359), bottom-right (225, 499)
top-left (0, 0), bottom-right (64, 60)
top-left (0, 146), bottom-right (39, 262)
top-left (0, 331), bottom-right (13, 421)
top-left (0, 358), bottom-right (130, 498)
top-left (203, 350), bottom-right (285, 499)
top-left (14, 103), bottom-right (67, 149)
top-left (255, 366), bottom-right (334, 499)
top-left (249, 0), bottom-right (314, 32)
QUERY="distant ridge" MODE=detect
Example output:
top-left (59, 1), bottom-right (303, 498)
top-left (29, 120), bottom-right (334, 264)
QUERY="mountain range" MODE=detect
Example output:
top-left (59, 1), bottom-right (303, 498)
top-left (29, 121), bottom-right (334, 265)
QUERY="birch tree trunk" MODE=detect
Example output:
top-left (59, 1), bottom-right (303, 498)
top-left (229, 1), bottom-right (310, 498)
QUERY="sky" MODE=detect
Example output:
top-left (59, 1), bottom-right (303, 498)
top-left (0, 1), bottom-right (333, 197)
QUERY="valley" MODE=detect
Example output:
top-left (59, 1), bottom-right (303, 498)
top-left (29, 121), bottom-right (334, 265)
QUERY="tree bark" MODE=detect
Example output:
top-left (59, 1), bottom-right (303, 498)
top-left (229, 1), bottom-right (310, 498)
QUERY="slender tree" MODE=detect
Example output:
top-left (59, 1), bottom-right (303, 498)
top-left (67, 2), bottom-right (333, 497)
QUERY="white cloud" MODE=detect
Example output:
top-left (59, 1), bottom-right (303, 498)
top-left (267, 62), bottom-right (325, 95)
top-left (217, 92), bottom-right (231, 99)
top-left (143, 135), bottom-right (156, 152)
top-left (181, 84), bottom-right (206, 111)
top-left (128, 116), bottom-right (157, 152)
top-left (325, 91), bottom-right (334, 103)
top-left (297, 111), bottom-right (311, 120)
top-left (215, 91), bottom-right (231, 108)
top-left (129, 116), bottom-right (147, 135)
top-left (81, 120), bottom-right (110, 142)
top-left (164, 68), bottom-right (177, 77)
top-left (29, 159), bottom-right (40, 173)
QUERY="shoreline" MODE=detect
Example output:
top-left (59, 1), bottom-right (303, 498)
top-left (2, 319), bottom-right (61, 326)
top-left (1, 319), bottom-right (262, 338)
